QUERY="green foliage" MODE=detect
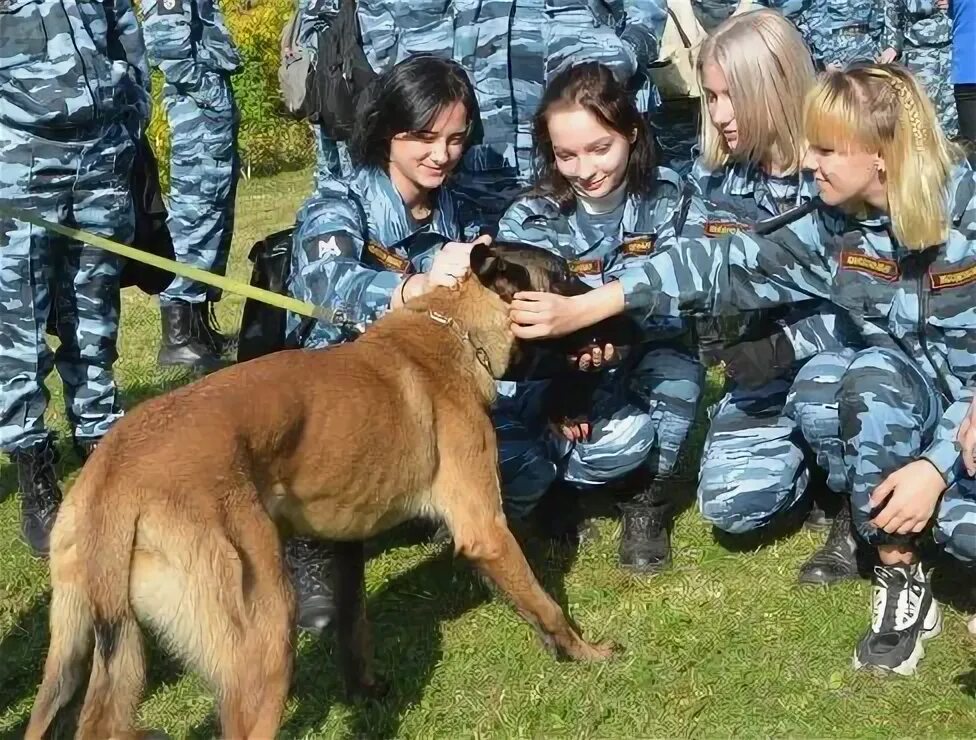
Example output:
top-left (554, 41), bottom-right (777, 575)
top-left (147, 0), bottom-right (314, 188)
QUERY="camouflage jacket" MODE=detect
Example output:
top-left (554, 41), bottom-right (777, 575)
top-left (0, 0), bottom-right (150, 130)
top-left (497, 166), bottom-right (691, 342)
top-left (798, 0), bottom-right (903, 67)
top-left (287, 166), bottom-right (465, 348)
top-left (631, 163), bottom-right (976, 487)
top-left (139, 0), bottom-right (241, 90)
top-left (900, 0), bottom-right (951, 47)
top-left (687, 156), bottom-right (861, 359)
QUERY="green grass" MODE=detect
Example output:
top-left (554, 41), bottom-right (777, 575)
top-left (3, 169), bottom-right (976, 738)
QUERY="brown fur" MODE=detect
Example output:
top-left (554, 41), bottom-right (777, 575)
top-left (26, 261), bottom-right (617, 740)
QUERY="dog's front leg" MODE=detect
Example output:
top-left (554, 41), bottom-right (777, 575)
top-left (334, 541), bottom-right (386, 701)
top-left (457, 520), bottom-right (619, 662)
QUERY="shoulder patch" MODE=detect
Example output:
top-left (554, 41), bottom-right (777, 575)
top-left (620, 237), bottom-right (654, 257)
top-left (365, 242), bottom-right (410, 274)
top-left (840, 250), bottom-right (899, 281)
top-left (158, 0), bottom-right (183, 15)
top-left (704, 219), bottom-right (746, 237)
top-left (930, 264), bottom-right (976, 290)
top-left (568, 258), bottom-right (603, 276)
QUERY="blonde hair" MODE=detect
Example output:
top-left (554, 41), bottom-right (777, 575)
top-left (804, 64), bottom-right (964, 249)
top-left (697, 9), bottom-right (815, 174)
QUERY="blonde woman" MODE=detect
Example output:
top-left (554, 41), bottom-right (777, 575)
top-left (627, 62), bottom-right (976, 676)
top-left (682, 10), bottom-right (863, 585)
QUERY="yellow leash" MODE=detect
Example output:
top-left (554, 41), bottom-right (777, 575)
top-left (0, 204), bottom-right (334, 322)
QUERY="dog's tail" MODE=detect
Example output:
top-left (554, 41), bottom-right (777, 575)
top-left (25, 465), bottom-right (144, 740)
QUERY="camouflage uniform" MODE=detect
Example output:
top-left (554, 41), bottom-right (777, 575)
top-left (631, 163), bottom-right (976, 560)
top-left (350, 0), bottom-right (667, 230)
top-left (798, 0), bottom-right (902, 69)
top-left (140, 0), bottom-right (242, 305)
top-left (494, 167), bottom-right (704, 518)
top-left (0, 0), bottom-right (147, 454)
top-left (287, 166), bottom-right (464, 348)
top-left (900, 0), bottom-right (958, 137)
top-left (686, 159), bottom-right (859, 534)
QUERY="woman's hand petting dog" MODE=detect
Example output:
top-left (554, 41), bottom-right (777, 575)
top-left (428, 234), bottom-right (494, 289)
top-left (510, 291), bottom-right (591, 339)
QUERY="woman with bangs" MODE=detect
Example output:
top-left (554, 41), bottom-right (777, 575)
top-left (684, 9), bottom-right (863, 587)
top-left (282, 55), bottom-right (489, 636)
top-left (494, 62), bottom-right (704, 574)
top-left (629, 62), bottom-right (976, 676)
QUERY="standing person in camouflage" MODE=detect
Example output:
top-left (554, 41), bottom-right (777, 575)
top-left (285, 57), bottom-right (485, 634)
top-left (0, 0), bottom-right (149, 556)
top-left (686, 10), bottom-right (866, 586)
top-left (625, 64), bottom-right (975, 677)
top-left (497, 63), bottom-right (704, 572)
top-left (140, 0), bottom-right (242, 371)
top-left (798, 0), bottom-right (902, 70)
top-left (329, 0), bottom-right (667, 234)
top-left (899, 0), bottom-right (957, 137)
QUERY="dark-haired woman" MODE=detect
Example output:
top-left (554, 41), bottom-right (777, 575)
top-left (283, 55), bottom-right (488, 634)
top-left (495, 62), bottom-right (704, 574)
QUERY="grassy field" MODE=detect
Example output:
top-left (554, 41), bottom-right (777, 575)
top-left (3, 169), bottom-right (976, 738)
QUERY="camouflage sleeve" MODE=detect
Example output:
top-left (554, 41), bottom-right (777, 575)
top-left (623, 225), bottom-right (832, 320)
top-left (777, 302), bottom-right (862, 360)
top-left (760, 0), bottom-right (813, 20)
top-left (298, 0), bottom-right (339, 53)
top-left (290, 194), bottom-right (402, 348)
top-left (619, 0), bottom-right (668, 75)
top-left (921, 392), bottom-right (974, 488)
top-left (108, 0), bottom-right (152, 129)
top-left (883, 0), bottom-right (904, 52)
top-left (356, 0), bottom-right (398, 74)
top-left (139, 0), bottom-right (207, 87)
top-left (902, 0), bottom-right (936, 16)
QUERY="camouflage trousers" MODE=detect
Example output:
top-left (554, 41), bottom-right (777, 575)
top-left (785, 347), bottom-right (976, 558)
top-left (0, 121), bottom-right (134, 452)
top-left (904, 42), bottom-right (959, 139)
top-left (159, 71), bottom-right (240, 305)
top-left (697, 371), bottom-right (813, 534)
top-left (496, 345), bottom-right (704, 519)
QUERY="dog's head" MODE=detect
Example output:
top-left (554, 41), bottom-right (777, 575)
top-left (466, 240), bottom-right (639, 381)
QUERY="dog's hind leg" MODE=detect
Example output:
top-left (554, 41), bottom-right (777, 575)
top-left (334, 541), bottom-right (385, 700)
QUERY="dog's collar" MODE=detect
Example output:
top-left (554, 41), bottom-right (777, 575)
top-left (426, 309), bottom-right (494, 377)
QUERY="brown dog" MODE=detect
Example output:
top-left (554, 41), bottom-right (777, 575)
top-left (26, 245), bottom-right (617, 740)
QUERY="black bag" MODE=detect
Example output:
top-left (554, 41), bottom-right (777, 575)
top-left (237, 228), bottom-right (296, 363)
top-left (120, 134), bottom-right (177, 295)
top-left (311, 0), bottom-right (377, 140)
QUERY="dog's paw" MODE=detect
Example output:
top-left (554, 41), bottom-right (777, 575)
top-left (573, 638), bottom-right (623, 662)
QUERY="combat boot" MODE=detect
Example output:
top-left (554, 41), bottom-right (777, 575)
top-left (798, 497), bottom-right (860, 585)
top-left (11, 437), bottom-right (63, 558)
top-left (285, 537), bottom-right (338, 636)
top-left (190, 299), bottom-right (237, 358)
top-left (618, 476), bottom-right (673, 574)
top-left (158, 301), bottom-right (223, 372)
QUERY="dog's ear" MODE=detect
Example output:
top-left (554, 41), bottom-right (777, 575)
top-left (470, 241), bottom-right (505, 287)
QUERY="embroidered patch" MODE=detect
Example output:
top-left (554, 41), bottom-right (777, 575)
top-left (365, 242), bottom-right (410, 274)
top-left (930, 264), bottom-right (976, 290)
top-left (704, 220), bottom-right (745, 237)
top-left (568, 258), bottom-right (603, 276)
top-left (158, 0), bottom-right (183, 15)
top-left (317, 235), bottom-right (344, 259)
top-left (840, 250), bottom-right (899, 281)
top-left (620, 237), bottom-right (654, 256)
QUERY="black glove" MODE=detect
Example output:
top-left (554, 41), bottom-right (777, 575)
top-left (715, 330), bottom-right (796, 389)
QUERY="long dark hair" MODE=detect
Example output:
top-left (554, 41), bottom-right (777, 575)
top-left (532, 62), bottom-right (656, 209)
top-left (350, 55), bottom-right (481, 170)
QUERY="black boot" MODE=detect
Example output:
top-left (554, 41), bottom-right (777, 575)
top-left (11, 437), bottom-right (63, 558)
top-left (802, 467), bottom-right (837, 532)
top-left (191, 300), bottom-right (237, 358)
top-left (618, 478), bottom-right (672, 574)
top-left (158, 301), bottom-right (223, 372)
top-left (73, 437), bottom-right (101, 464)
top-left (285, 537), bottom-right (338, 636)
top-left (798, 497), bottom-right (860, 585)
